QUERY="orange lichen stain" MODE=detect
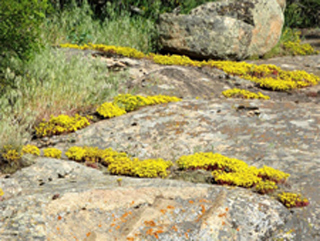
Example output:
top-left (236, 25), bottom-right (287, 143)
top-left (175, 129), bottom-right (183, 135)
top-left (225, 207), bottom-right (229, 212)
top-left (86, 232), bottom-right (91, 237)
top-left (56, 227), bottom-right (60, 231)
top-left (172, 225), bottom-right (178, 232)
top-left (167, 205), bottom-right (175, 209)
top-left (146, 228), bottom-right (154, 235)
top-left (199, 199), bottom-right (209, 203)
top-left (222, 221), bottom-right (226, 226)
top-left (111, 223), bottom-right (116, 227)
top-left (196, 205), bottom-right (206, 222)
top-left (201, 204), bottom-right (206, 213)
top-left (131, 201), bottom-right (135, 205)
top-left (237, 228), bottom-right (240, 232)
top-left (112, 214), bottom-right (115, 218)
top-left (156, 230), bottom-right (164, 234)
top-left (144, 220), bottom-right (156, 227)
top-left (126, 238), bottom-right (134, 241)
top-left (121, 211), bottom-right (132, 222)
top-left (154, 233), bottom-right (159, 239)
top-left (57, 216), bottom-right (62, 220)
top-left (218, 212), bottom-right (227, 218)
top-left (109, 229), bottom-right (112, 233)
top-left (185, 233), bottom-right (189, 238)
top-left (160, 209), bottom-right (167, 214)
top-left (98, 224), bottom-right (102, 228)
top-left (188, 200), bottom-right (194, 204)
top-left (116, 225), bottom-right (121, 230)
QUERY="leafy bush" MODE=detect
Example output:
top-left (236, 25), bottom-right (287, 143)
top-left (0, 0), bottom-right (50, 61)
top-left (285, 0), bottom-right (320, 28)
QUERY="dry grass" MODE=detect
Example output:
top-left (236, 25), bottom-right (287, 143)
top-left (0, 46), bottom-right (126, 149)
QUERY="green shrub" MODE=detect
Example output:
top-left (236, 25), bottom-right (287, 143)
top-left (0, 0), bottom-right (50, 61)
top-left (285, 0), bottom-right (320, 28)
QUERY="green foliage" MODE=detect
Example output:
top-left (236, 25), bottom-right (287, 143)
top-left (0, 46), bottom-right (124, 152)
top-left (0, 0), bottom-right (50, 61)
top-left (285, 0), bottom-right (320, 28)
top-left (262, 28), bottom-right (319, 59)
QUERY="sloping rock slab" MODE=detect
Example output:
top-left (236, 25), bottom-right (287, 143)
top-left (0, 159), bottom-right (311, 241)
top-left (47, 98), bottom-right (320, 240)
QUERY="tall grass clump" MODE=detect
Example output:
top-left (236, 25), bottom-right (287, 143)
top-left (0, 46), bottom-right (125, 149)
top-left (43, 0), bottom-right (156, 53)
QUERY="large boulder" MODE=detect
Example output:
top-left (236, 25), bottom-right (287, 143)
top-left (157, 0), bottom-right (285, 60)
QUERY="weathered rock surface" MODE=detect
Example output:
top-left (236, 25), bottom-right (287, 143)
top-left (0, 159), bottom-right (314, 241)
top-left (158, 0), bottom-right (284, 60)
top-left (276, 0), bottom-right (287, 12)
top-left (1, 47), bottom-right (320, 240)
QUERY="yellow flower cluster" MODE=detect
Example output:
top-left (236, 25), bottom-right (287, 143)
top-left (177, 152), bottom-right (290, 193)
top-left (278, 192), bottom-right (309, 208)
top-left (101, 148), bottom-right (128, 166)
top-left (60, 42), bottom-right (320, 91)
top-left (0, 145), bottom-right (22, 163)
top-left (255, 180), bottom-right (278, 194)
top-left (222, 88), bottom-right (270, 100)
top-left (35, 114), bottom-right (91, 137)
top-left (43, 148), bottom-right (62, 159)
top-left (64, 146), bottom-right (87, 161)
top-left (60, 43), bottom-right (145, 58)
top-left (22, 144), bottom-right (40, 156)
top-left (97, 94), bottom-right (181, 119)
top-left (36, 94), bottom-right (179, 137)
top-left (207, 61), bottom-right (319, 91)
top-left (64, 146), bottom-right (124, 164)
top-left (151, 54), bottom-right (203, 66)
top-left (65, 146), bottom-right (173, 178)
top-left (257, 165), bottom-right (290, 184)
top-left (15, 143), bottom-right (309, 209)
top-left (108, 157), bottom-right (172, 178)
top-left (212, 169), bottom-right (262, 188)
top-left (282, 29), bottom-right (319, 55)
top-left (177, 152), bottom-right (249, 172)
top-left (283, 40), bottom-right (318, 55)
top-left (113, 94), bottom-right (181, 112)
top-left (96, 102), bottom-right (127, 118)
